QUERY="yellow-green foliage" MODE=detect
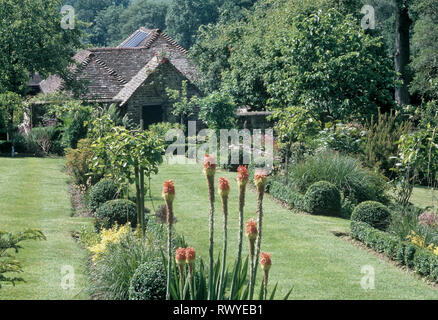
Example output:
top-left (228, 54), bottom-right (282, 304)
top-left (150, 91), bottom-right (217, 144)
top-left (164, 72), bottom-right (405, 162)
top-left (407, 231), bottom-right (438, 255)
top-left (88, 224), bottom-right (130, 262)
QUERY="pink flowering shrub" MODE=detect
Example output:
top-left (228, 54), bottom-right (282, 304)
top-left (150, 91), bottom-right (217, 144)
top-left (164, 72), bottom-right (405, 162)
top-left (418, 212), bottom-right (438, 229)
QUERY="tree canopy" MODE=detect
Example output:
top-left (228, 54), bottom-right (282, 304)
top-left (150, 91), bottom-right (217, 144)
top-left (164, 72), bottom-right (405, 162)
top-left (0, 0), bottom-right (82, 95)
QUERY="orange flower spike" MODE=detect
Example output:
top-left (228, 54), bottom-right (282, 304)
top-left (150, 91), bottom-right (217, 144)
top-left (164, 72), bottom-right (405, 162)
top-left (203, 154), bottom-right (216, 177)
top-left (245, 219), bottom-right (258, 241)
top-left (237, 165), bottom-right (249, 186)
top-left (185, 247), bottom-right (196, 265)
top-left (260, 252), bottom-right (272, 272)
top-left (254, 169), bottom-right (268, 191)
top-left (162, 180), bottom-right (175, 203)
top-left (218, 177), bottom-right (230, 198)
top-left (175, 248), bottom-right (186, 267)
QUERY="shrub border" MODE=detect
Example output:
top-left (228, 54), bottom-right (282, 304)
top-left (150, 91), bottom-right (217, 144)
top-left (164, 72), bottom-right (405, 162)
top-left (350, 221), bottom-right (438, 283)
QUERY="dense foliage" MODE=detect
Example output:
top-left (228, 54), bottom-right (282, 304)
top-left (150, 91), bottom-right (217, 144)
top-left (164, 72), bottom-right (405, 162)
top-left (304, 181), bottom-right (342, 217)
top-left (88, 179), bottom-right (120, 212)
top-left (128, 258), bottom-right (167, 300)
top-left (0, 0), bottom-right (82, 95)
top-left (351, 201), bottom-right (391, 231)
top-left (94, 199), bottom-right (138, 231)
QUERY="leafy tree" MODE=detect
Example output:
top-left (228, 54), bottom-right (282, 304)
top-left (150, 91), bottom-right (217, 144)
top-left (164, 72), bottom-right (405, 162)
top-left (165, 0), bottom-right (220, 49)
top-left (120, 0), bottom-right (168, 40)
top-left (271, 106), bottom-right (321, 182)
top-left (266, 9), bottom-right (397, 123)
top-left (410, 0), bottom-right (438, 103)
top-left (90, 5), bottom-right (124, 47)
top-left (394, 124), bottom-right (438, 205)
top-left (166, 80), bottom-right (198, 125)
top-left (198, 92), bottom-right (237, 131)
top-left (0, 0), bottom-right (82, 95)
top-left (0, 92), bottom-right (23, 141)
top-left (90, 127), bottom-right (165, 236)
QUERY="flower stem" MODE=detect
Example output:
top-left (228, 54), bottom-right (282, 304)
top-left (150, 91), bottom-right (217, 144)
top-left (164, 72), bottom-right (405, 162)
top-left (166, 201), bottom-right (173, 300)
top-left (207, 175), bottom-right (215, 300)
top-left (218, 196), bottom-right (228, 299)
top-left (237, 184), bottom-right (246, 265)
top-left (250, 188), bottom-right (264, 299)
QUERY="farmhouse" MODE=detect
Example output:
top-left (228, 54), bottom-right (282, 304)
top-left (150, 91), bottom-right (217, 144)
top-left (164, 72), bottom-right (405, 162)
top-left (29, 28), bottom-right (200, 128)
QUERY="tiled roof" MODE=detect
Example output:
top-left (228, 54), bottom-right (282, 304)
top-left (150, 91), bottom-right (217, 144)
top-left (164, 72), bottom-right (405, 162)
top-left (29, 27), bottom-right (198, 103)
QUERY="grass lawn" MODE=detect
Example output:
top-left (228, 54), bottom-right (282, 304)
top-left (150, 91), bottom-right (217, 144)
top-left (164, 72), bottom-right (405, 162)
top-left (146, 157), bottom-right (438, 300)
top-left (411, 185), bottom-right (437, 210)
top-left (0, 157), bottom-right (92, 300)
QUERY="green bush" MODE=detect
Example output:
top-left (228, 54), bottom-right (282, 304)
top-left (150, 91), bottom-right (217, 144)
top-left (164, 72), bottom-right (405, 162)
top-left (288, 151), bottom-right (388, 205)
top-left (350, 221), bottom-right (438, 282)
top-left (304, 181), bottom-right (341, 216)
top-left (414, 250), bottom-right (433, 277)
top-left (351, 201), bottom-right (391, 231)
top-left (404, 244), bottom-right (417, 269)
top-left (268, 179), bottom-right (306, 211)
top-left (95, 199), bottom-right (137, 230)
top-left (128, 258), bottom-right (166, 300)
top-left (88, 179), bottom-right (120, 212)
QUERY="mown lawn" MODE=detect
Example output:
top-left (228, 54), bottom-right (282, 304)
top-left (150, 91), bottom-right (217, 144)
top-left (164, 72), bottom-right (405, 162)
top-left (146, 157), bottom-right (438, 300)
top-left (0, 157), bottom-right (92, 300)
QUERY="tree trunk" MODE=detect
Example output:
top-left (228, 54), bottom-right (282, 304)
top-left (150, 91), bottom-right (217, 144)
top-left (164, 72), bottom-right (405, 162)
top-left (140, 167), bottom-right (145, 237)
top-left (394, 0), bottom-right (412, 106)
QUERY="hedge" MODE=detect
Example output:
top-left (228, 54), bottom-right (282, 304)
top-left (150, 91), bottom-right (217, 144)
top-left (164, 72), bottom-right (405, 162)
top-left (268, 179), bottom-right (307, 211)
top-left (350, 221), bottom-right (438, 283)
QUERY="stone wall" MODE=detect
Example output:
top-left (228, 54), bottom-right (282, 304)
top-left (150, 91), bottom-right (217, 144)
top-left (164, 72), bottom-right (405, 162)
top-left (123, 62), bottom-right (200, 127)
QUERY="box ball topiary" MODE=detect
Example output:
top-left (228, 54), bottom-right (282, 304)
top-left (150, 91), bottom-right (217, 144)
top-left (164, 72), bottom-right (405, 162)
top-left (304, 181), bottom-right (341, 216)
top-left (95, 199), bottom-right (138, 230)
top-left (129, 258), bottom-right (166, 300)
top-left (88, 179), bottom-right (120, 212)
top-left (351, 201), bottom-right (391, 231)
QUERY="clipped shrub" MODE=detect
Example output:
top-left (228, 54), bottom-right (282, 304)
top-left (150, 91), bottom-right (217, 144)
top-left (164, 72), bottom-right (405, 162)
top-left (88, 179), bottom-right (120, 212)
top-left (351, 201), bottom-right (391, 231)
top-left (95, 199), bottom-right (137, 230)
top-left (304, 181), bottom-right (341, 216)
top-left (128, 258), bottom-right (167, 300)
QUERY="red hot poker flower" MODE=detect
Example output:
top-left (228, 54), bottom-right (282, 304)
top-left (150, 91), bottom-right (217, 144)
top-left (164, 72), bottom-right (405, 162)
top-left (162, 180), bottom-right (175, 203)
top-left (175, 248), bottom-right (186, 266)
top-left (237, 165), bottom-right (249, 185)
top-left (260, 252), bottom-right (272, 272)
top-left (218, 177), bottom-right (230, 197)
top-left (245, 219), bottom-right (258, 241)
top-left (254, 169), bottom-right (268, 190)
top-left (203, 154), bottom-right (216, 177)
top-left (185, 247), bottom-right (196, 265)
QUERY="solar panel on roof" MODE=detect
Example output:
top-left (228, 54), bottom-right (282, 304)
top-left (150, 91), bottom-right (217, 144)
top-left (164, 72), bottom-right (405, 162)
top-left (122, 30), bottom-right (149, 48)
